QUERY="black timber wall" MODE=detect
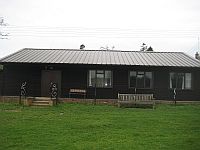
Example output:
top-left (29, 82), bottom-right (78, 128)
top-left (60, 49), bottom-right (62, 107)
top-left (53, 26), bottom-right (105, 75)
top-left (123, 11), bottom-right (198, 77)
top-left (0, 70), bottom-right (3, 96)
top-left (1, 63), bottom-right (200, 100)
top-left (2, 64), bottom-right (41, 97)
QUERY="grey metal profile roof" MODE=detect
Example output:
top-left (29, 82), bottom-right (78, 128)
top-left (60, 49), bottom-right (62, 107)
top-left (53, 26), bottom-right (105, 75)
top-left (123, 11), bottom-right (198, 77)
top-left (0, 48), bottom-right (200, 67)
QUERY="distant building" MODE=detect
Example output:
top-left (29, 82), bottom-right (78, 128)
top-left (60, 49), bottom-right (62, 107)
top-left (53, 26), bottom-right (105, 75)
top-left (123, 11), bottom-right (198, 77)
top-left (0, 48), bottom-right (200, 100)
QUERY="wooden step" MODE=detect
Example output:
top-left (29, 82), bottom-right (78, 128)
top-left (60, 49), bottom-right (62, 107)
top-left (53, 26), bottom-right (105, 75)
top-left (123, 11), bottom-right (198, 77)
top-left (31, 103), bottom-right (51, 106)
top-left (31, 99), bottom-right (54, 106)
top-left (25, 97), bottom-right (55, 106)
top-left (32, 100), bottom-right (50, 104)
top-left (35, 97), bottom-right (52, 101)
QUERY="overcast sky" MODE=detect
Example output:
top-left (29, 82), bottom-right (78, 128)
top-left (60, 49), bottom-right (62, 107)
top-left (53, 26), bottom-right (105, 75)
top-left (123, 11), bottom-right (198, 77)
top-left (0, 0), bottom-right (200, 58)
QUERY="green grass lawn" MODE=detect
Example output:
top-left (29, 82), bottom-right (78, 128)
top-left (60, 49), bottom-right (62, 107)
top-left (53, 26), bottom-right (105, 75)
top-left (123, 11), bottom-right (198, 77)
top-left (0, 103), bottom-right (200, 150)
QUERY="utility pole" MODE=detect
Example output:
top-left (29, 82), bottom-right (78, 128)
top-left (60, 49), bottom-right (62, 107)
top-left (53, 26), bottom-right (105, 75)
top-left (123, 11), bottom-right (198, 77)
top-left (195, 37), bottom-right (200, 60)
top-left (198, 36), bottom-right (199, 52)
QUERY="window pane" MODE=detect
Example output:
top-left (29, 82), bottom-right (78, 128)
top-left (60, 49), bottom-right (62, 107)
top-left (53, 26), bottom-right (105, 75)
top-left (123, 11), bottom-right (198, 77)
top-left (137, 73), bottom-right (144, 88)
top-left (0, 65), bottom-right (3, 71)
top-left (96, 71), bottom-right (104, 87)
top-left (130, 71), bottom-right (136, 87)
top-left (185, 73), bottom-right (192, 89)
top-left (177, 73), bottom-right (184, 89)
top-left (145, 72), bottom-right (152, 88)
top-left (97, 70), bottom-right (104, 74)
top-left (170, 73), bottom-right (176, 88)
top-left (170, 72), bottom-right (192, 89)
top-left (105, 71), bottom-right (112, 87)
top-left (89, 70), bottom-right (95, 87)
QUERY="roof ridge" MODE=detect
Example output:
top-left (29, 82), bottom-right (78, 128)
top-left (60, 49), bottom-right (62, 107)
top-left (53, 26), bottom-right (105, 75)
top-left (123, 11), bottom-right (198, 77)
top-left (22, 48), bottom-right (183, 53)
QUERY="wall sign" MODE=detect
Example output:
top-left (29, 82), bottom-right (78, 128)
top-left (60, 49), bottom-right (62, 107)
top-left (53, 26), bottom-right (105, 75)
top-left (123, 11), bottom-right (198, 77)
top-left (50, 82), bottom-right (58, 99)
top-left (20, 82), bottom-right (27, 97)
top-left (173, 88), bottom-right (176, 105)
top-left (19, 81), bottom-right (27, 105)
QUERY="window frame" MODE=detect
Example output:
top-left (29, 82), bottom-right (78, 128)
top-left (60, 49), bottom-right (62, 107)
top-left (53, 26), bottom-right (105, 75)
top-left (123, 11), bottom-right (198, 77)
top-left (0, 65), bottom-right (3, 71)
top-left (169, 72), bottom-right (193, 90)
top-left (128, 71), bottom-right (154, 89)
top-left (88, 70), bottom-right (113, 88)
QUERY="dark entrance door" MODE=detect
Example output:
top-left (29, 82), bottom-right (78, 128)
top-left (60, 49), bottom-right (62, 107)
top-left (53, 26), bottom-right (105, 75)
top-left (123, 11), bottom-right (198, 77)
top-left (41, 70), bottom-right (61, 97)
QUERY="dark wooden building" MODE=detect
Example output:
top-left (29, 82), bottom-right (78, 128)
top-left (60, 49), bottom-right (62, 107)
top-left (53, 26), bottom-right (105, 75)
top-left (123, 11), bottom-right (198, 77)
top-left (0, 48), bottom-right (200, 100)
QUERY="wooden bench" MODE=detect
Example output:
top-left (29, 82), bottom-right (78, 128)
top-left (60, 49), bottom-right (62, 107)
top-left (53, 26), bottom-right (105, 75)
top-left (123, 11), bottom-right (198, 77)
top-left (69, 89), bottom-right (86, 99)
top-left (118, 93), bottom-right (155, 109)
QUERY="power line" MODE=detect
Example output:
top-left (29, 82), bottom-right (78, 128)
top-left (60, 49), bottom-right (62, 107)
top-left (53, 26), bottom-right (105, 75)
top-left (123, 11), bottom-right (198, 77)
top-left (1, 24), bottom-right (200, 39)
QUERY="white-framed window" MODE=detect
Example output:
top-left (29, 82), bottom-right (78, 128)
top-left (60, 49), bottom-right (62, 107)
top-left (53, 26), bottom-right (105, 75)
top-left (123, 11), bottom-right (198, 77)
top-left (129, 71), bottom-right (153, 89)
top-left (169, 72), bottom-right (192, 89)
top-left (0, 65), bottom-right (3, 71)
top-left (88, 70), bottom-right (112, 88)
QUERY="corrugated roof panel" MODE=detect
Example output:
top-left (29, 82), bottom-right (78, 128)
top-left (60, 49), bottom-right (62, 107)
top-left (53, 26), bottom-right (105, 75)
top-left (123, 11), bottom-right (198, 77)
top-left (155, 52), bottom-right (174, 66)
top-left (71, 50), bottom-right (83, 64)
top-left (6, 49), bottom-right (27, 62)
top-left (28, 50), bottom-right (47, 63)
top-left (123, 52), bottom-right (132, 65)
top-left (139, 52), bottom-right (153, 66)
top-left (166, 53), bottom-right (185, 67)
top-left (67, 50), bottom-right (79, 64)
top-left (51, 50), bottom-right (66, 63)
top-left (46, 50), bottom-right (60, 63)
top-left (78, 50), bottom-right (88, 64)
top-left (150, 52), bottom-right (170, 66)
top-left (113, 52), bottom-right (121, 65)
top-left (101, 51), bottom-right (107, 65)
top-left (118, 51), bottom-right (127, 65)
top-left (1, 48), bottom-right (200, 68)
top-left (141, 52), bottom-right (156, 66)
top-left (10, 49), bottom-right (30, 63)
top-left (54, 50), bottom-right (68, 63)
top-left (114, 51), bottom-right (120, 65)
top-left (147, 53), bottom-right (158, 66)
top-left (134, 52), bottom-right (147, 66)
top-left (126, 52), bottom-right (139, 65)
top-left (94, 51), bottom-right (100, 64)
top-left (86, 51), bottom-right (92, 64)
top-left (175, 53), bottom-right (194, 67)
top-left (21, 50), bottom-right (38, 63)
top-left (105, 51), bottom-right (111, 64)
top-left (86, 50), bottom-right (95, 64)
top-left (96, 51), bottom-right (102, 64)
top-left (60, 50), bottom-right (73, 63)
top-left (109, 51), bottom-right (116, 65)
top-left (63, 50), bottom-right (74, 63)
top-left (79, 51), bottom-right (87, 64)
top-left (181, 53), bottom-right (200, 67)
top-left (39, 50), bottom-right (56, 63)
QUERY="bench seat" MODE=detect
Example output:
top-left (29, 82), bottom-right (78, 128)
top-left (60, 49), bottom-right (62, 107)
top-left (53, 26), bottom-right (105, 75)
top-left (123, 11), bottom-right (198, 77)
top-left (118, 94), bottom-right (155, 109)
top-left (69, 89), bottom-right (86, 99)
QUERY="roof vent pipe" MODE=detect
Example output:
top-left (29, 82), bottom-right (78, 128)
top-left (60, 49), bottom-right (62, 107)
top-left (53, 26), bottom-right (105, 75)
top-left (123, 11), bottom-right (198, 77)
top-left (80, 44), bottom-right (85, 50)
top-left (195, 52), bottom-right (200, 60)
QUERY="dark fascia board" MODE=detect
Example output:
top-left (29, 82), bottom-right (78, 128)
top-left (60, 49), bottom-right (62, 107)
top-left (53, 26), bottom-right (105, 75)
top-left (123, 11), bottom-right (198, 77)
top-left (1, 62), bottom-right (200, 69)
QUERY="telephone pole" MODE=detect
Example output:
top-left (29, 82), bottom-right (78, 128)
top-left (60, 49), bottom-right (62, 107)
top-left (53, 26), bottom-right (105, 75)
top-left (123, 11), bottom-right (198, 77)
top-left (198, 36), bottom-right (199, 52)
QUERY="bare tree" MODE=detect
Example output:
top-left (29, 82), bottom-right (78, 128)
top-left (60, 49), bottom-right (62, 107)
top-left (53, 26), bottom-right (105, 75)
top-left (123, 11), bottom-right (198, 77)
top-left (140, 43), bottom-right (147, 51)
top-left (140, 43), bottom-right (154, 51)
top-left (0, 17), bottom-right (9, 39)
